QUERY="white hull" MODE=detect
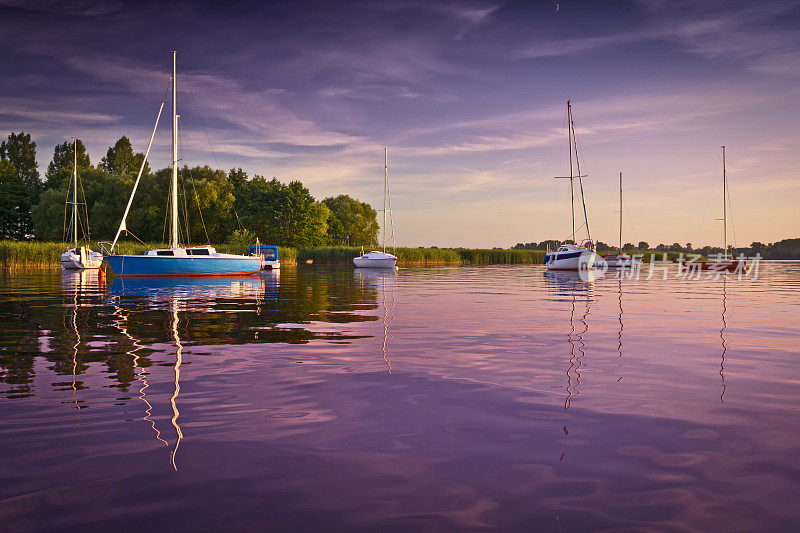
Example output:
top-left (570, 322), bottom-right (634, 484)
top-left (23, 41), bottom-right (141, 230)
top-left (544, 247), bottom-right (596, 271)
top-left (262, 260), bottom-right (280, 269)
top-left (61, 248), bottom-right (103, 270)
top-left (353, 251), bottom-right (397, 269)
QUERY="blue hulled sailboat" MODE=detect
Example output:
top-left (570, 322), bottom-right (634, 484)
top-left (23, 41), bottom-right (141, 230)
top-left (103, 51), bottom-right (260, 277)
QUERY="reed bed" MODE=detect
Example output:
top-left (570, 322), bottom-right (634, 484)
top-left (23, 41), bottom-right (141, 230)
top-left (298, 247), bottom-right (544, 265)
top-left (0, 240), bottom-right (691, 268)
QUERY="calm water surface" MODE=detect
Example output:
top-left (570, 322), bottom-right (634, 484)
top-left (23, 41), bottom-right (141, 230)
top-left (1, 264), bottom-right (799, 531)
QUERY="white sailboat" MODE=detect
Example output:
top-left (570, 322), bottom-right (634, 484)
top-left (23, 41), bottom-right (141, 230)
top-left (61, 137), bottom-right (103, 270)
top-left (544, 100), bottom-right (597, 271)
top-left (601, 172), bottom-right (641, 268)
top-left (354, 148), bottom-right (398, 269)
top-left (680, 146), bottom-right (746, 273)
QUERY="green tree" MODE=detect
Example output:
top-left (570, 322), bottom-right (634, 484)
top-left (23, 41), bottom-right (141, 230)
top-left (322, 194), bottom-right (379, 246)
top-left (179, 165), bottom-right (234, 244)
top-left (235, 177), bottom-right (329, 247)
top-left (100, 136), bottom-right (149, 177)
top-left (0, 131), bottom-right (40, 202)
top-left (228, 167), bottom-right (248, 191)
top-left (638, 241), bottom-right (649, 250)
top-left (0, 160), bottom-right (31, 239)
top-left (45, 138), bottom-right (91, 189)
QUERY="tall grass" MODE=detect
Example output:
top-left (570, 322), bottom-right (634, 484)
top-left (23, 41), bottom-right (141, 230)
top-left (0, 240), bottom-right (692, 268)
top-left (0, 240), bottom-right (299, 267)
top-left (298, 247), bottom-right (545, 265)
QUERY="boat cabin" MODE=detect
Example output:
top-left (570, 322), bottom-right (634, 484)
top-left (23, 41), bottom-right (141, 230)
top-left (145, 246), bottom-right (217, 257)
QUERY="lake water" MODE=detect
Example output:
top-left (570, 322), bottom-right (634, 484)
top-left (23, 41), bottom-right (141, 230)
top-left (1, 263), bottom-right (799, 531)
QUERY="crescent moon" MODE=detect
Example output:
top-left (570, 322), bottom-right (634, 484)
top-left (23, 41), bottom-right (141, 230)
top-left (555, 3), bottom-right (560, 12)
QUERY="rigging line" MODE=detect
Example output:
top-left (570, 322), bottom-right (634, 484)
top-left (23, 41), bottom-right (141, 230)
top-left (570, 109), bottom-right (591, 242)
top-left (189, 168), bottom-right (211, 244)
top-left (178, 55), bottom-right (220, 167)
top-left (178, 116), bottom-right (212, 244)
top-left (177, 120), bottom-right (192, 246)
top-left (725, 173), bottom-right (738, 249)
top-left (78, 170), bottom-right (91, 242)
top-left (62, 179), bottom-right (69, 242)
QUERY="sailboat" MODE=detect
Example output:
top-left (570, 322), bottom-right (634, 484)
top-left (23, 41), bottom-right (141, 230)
top-left (544, 100), bottom-right (597, 271)
top-left (353, 148), bottom-right (398, 269)
top-left (60, 137), bottom-right (103, 270)
top-left (601, 172), bottom-right (641, 268)
top-left (103, 51), bottom-right (261, 277)
top-left (680, 146), bottom-right (746, 272)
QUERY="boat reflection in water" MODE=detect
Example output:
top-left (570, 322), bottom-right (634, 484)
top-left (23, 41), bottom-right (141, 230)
top-left (106, 273), bottom-right (278, 470)
top-left (543, 269), bottom-right (598, 411)
top-left (61, 270), bottom-right (103, 414)
top-left (355, 268), bottom-right (397, 373)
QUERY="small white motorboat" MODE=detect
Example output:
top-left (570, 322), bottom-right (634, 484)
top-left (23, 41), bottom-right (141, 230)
top-left (354, 250), bottom-right (397, 269)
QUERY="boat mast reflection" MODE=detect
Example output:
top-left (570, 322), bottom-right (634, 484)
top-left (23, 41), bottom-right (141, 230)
top-left (169, 299), bottom-right (184, 471)
top-left (108, 297), bottom-right (169, 447)
top-left (617, 278), bottom-right (624, 380)
top-left (720, 278), bottom-right (728, 402)
top-left (543, 270), bottom-right (595, 410)
top-left (355, 268), bottom-right (396, 373)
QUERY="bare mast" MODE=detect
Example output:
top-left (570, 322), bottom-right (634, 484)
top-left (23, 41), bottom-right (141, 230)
top-left (383, 148), bottom-right (387, 253)
top-left (72, 136), bottom-right (77, 247)
top-left (171, 51), bottom-right (179, 249)
top-left (722, 146), bottom-right (727, 260)
top-left (567, 101), bottom-right (575, 243)
top-left (619, 172), bottom-right (623, 253)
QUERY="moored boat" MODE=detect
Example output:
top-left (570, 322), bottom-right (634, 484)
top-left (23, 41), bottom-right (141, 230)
top-left (61, 136), bottom-right (102, 270)
top-left (544, 100), bottom-right (596, 271)
top-left (354, 148), bottom-right (397, 269)
top-left (544, 243), bottom-right (596, 270)
top-left (600, 172), bottom-right (641, 269)
top-left (249, 244), bottom-right (281, 269)
top-left (354, 250), bottom-right (398, 269)
top-left (102, 51), bottom-right (260, 277)
top-left (679, 146), bottom-right (747, 273)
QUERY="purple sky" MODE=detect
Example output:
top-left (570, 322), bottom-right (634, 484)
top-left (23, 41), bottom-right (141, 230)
top-left (1, 0), bottom-right (798, 248)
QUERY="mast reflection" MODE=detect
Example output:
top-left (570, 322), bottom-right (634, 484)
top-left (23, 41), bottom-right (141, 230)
top-left (108, 296), bottom-right (168, 446)
top-left (355, 268), bottom-right (396, 373)
top-left (169, 299), bottom-right (183, 471)
top-left (720, 278), bottom-right (728, 402)
top-left (617, 278), bottom-right (624, 380)
top-left (543, 270), bottom-right (596, 410)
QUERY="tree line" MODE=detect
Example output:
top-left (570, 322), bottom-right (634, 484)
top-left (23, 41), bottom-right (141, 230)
top-left (513, 239), bottom-right (800, 259)
top-left (0, 131), bottom-right (380, 248)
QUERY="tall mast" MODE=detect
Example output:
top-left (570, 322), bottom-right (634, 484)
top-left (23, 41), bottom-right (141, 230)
top-left (722, 145), bottom-right (727, 260)
top-left (567, 101), bottom-right (575, 243)
top-left (383, 148), bottom-right (387, 253)
top-left (570, 105), bottom-right (591, 244)
top-left (171, 50), bottom-right (179, 249)
top-left (72, 137), bottom-right (77, 247)
top-left (619, 172), bottom-right (623, 253)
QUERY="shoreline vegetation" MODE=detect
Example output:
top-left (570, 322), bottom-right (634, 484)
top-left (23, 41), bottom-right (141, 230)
top-left (1, 241), bottom-right (697, 268)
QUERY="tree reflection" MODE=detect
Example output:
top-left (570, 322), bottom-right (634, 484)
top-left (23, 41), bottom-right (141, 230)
top-left (0, 268), bottom-right (380, 401)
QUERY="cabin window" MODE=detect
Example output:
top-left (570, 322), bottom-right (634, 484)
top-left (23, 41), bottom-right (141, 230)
top-left (186, 248), bottom-right (210, 256)
top-left (262, 249), bottom-right (276, 260)
top-left (156, 250), bottom-right (174, 256)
